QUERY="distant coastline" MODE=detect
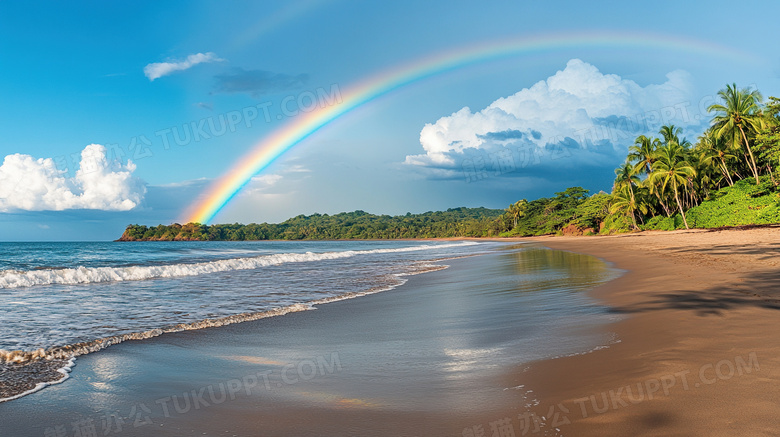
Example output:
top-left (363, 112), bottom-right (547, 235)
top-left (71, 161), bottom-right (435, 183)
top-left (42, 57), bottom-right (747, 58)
top-left (117, 207), bottom-right (504, 241)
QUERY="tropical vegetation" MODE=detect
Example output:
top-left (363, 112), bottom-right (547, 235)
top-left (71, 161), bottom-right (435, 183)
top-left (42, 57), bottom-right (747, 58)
top-left (119, 208), bottom-right (505, 241)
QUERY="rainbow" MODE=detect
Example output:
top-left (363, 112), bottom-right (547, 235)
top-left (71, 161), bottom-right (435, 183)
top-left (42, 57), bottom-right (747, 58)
top-left (183, 31), bottom-right (755, 224)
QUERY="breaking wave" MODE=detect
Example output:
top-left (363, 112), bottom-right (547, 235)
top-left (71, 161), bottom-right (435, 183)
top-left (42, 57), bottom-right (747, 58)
top-left (0, 242), bottom-right (475, 289)
top-left (0, 260), bottom-right (451, 403)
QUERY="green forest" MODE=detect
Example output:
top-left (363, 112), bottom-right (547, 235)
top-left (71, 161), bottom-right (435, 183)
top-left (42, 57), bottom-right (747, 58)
top-left (120, 84), bottom-right (780, 241)
top-left (119, 208), bottom-right (505, 241)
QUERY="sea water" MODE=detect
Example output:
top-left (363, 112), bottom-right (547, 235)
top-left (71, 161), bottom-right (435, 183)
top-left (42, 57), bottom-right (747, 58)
top-left (0, 240), bottom-right (620, 405)
top-left (0, 240), bottom-right (488, 401)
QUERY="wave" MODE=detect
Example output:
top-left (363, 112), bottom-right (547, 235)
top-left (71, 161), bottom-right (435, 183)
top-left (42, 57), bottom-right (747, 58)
top-left (0, 261), bottom-right (450, 365)
top-left (0, 260), bottom-right (450, 362)
top-left (0, 260), bottom-right (452, 403)
top-left (0, 302), bottom-right (318, 365)
top-left (0, 241), bottom-right (475, 289)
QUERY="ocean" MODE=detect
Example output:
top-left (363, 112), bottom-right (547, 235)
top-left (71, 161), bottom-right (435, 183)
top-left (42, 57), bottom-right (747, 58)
top-left (0, 240), bottom-right (620, 407)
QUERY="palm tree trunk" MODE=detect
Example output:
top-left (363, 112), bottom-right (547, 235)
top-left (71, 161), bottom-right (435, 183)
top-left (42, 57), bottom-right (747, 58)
top-left (654, 191), bottom-right (672, 217)
top-left (719, 158), bottom-right (734, 186)
top-left (739, 125), bottom-right (760, 184)
top-left (673, 185), bottom-right (690, 229)
top-left (628, 185), bottom-right (639, 231)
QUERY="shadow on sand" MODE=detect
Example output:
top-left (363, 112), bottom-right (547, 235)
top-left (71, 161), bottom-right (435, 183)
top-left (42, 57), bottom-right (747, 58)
top-left (607, 269), bottom-right (780, 316)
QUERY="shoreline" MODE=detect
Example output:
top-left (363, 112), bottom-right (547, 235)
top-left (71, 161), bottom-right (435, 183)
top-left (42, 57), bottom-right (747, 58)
top-left (0, 243), bottom-right (619, 436)
top-left (502, 227), bottom-right (780, 435)
top-left (0, 249), bottom-right (456, 404)
top-left (3, 230), bottom-right (778, 435)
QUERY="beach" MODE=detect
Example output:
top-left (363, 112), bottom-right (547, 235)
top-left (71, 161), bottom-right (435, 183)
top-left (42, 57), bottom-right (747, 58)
top-left (513, 227), bottom-right (780, 436)
top-left (1, 243), bottom-right (617, 436)
top-left (1, 229), bottom-right (779, 436)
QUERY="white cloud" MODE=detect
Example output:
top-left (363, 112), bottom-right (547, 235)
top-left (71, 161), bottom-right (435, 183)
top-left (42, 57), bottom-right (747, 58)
top-left (405, 59), bottom-right (699, 171)
top-left (0, 144), bottom-right (146, 211)
top-left (284, 164), bottom-right (311, 173)
top-left (240, 170), bottom-right (295, 197)
top-left (250, 174), bottom-right (283, 186)
top-left (144, 52), bottom-right (224, 81)
top-left (156, 177), bottom-right (209, 188)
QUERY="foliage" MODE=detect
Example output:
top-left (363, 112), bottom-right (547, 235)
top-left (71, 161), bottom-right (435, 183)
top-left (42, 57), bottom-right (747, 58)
top-left (642, 215), bottom-right (677, 231)
top-left (569, 192), bottom-right (612, 229)
top-left (756, 97), bottom-right (780, 177)
top-left (504, 187), bottom-right (592, 236)
top-left (643, 177), bottom-right (780, 230)
top-left (120, 207), bottom-right (505, 241)
top-left (599, 209), bottom-right (633, 234)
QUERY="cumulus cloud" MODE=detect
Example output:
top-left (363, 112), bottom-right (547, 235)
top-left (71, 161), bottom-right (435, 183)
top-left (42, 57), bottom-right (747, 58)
top-left (405, 59), bottom-right (700, 178)
top-left (0, 144), bottom-right (146, 211)
top-left (144, 52), bottom-right (224, 81)
top-left (213, 68), bottom-right (309, 97)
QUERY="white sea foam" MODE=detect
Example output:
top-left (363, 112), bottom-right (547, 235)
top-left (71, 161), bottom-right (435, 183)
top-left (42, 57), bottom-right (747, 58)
top-left (0, 357), bottom-right (75, 404)
top-left (0, 261), bottom-right (454, 365)
top-left (0, 303), bottom-right (317, 366)
top-left (0, 242), bottom-right (476, 289)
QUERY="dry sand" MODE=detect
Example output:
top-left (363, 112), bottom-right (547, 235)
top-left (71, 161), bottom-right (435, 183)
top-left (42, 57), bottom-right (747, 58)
top-left (509, 227), bottom-right (780, 436)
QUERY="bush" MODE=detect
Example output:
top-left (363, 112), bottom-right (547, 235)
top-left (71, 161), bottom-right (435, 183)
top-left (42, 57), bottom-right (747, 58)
top-left (643, 215), bottom-right (676, 231)
top-left (643, 177), bottom-right (780, 230)
top-left (685, 178), bottom-right (780, 228)
top-left (600, 213), bottom-right (632, 234)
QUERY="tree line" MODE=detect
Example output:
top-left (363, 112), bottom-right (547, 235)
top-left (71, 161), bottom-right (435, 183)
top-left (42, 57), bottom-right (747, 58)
top-left (119, 208), bottom-right (506, 241)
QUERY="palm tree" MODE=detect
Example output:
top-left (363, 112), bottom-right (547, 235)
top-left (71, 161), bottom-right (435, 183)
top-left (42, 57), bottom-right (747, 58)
top-left (708, 83), bottom-right (764, 184)
top-left (613, 161), bottom-right (641, 223)
top-left (649, 143), bottom-right (697, 229)
top-left (698, 131), bottom-right (736, 186)
top-left (507, 199), bottom-right (527, 229)
top-left (686, 150), bottom-right (712, 206)
top-left (630, 132), bottom-right (680, 217)
top-left (609, 185), bottom-right (647, 230)
top-left (628, 135), bottom-right (659, 175)
top-left (614, 161), bottom-right (640, 192)
top-left (659, 125), bottom-right (683, 146)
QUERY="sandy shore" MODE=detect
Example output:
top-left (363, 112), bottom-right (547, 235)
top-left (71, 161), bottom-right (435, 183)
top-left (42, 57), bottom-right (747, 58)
top-left (508, 227), bottom-right (780, 436)
top-left (2, 229), bottom-right (779, 436)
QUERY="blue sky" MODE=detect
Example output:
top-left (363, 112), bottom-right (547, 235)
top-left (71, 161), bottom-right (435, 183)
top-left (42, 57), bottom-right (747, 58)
top-left (0, 0), bottom-right (778, 240)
